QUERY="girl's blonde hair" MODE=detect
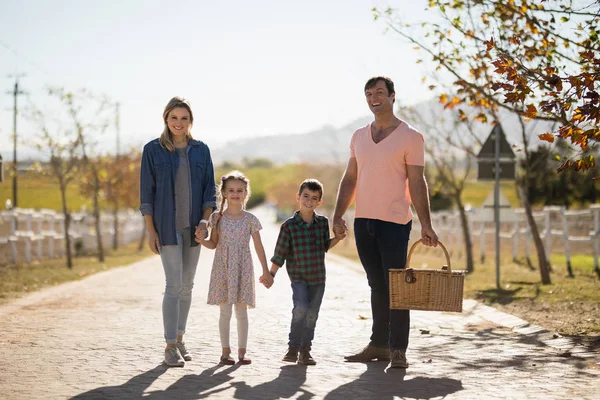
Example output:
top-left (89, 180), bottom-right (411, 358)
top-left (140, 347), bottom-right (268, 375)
top-left (217, 170), bottom-right (251, 226)
top-left (159, 96), bottom-right (195, 152)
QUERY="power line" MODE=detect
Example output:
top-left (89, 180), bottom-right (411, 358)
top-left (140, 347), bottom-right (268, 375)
top-left (0, 39), bottom-right (50, 77)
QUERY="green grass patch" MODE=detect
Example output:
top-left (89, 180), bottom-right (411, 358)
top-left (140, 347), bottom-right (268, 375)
top-left (0, 173), bottom-right (105, 211)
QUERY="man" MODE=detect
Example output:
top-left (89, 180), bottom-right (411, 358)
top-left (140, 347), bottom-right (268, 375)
top-left (332, 76), bottom-right (439, 369)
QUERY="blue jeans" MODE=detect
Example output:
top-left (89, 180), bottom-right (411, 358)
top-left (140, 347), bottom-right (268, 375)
top-left (354, 218), bottom-right (412, 351)
top-left (159, 227), bottom-right (201, 344)
top-left (288, 281), bottom-right (326, 349)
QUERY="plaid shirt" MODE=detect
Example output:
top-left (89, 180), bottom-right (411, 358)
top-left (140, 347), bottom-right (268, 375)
top-left (271, 211), bottom-right (332, 285)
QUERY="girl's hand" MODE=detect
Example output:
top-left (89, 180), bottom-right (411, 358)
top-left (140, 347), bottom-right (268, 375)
top-left (148, 230), bottom-right (160, 254)
top-left (259, 273), bottom-right (274, 289)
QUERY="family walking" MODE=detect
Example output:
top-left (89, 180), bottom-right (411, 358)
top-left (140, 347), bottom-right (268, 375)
top-left (139, 76), bottom-right (439, 370)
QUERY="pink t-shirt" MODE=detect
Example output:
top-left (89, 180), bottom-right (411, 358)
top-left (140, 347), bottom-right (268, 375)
top-left (350, 122), bottom-right (425, 225)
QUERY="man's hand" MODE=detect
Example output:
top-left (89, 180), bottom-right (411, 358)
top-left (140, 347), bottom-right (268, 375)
top-left (420, 225), bottom-right (439, 247)
top-left (333, 216), bottom-right (347, 236)
top-left (148, 230), bottom-right (160, 254)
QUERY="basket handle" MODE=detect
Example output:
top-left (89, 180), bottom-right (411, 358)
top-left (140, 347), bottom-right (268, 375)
top-left (406, 239), bottom-right (452, 275)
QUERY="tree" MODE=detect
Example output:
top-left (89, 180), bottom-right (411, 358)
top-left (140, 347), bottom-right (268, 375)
top-left (102, 151), bottom-right (142, 249)
top-left (398, 105), bottom-right (481, 273)
top-left (374, 0), bottom-right (566, 283)
top-left (376, 0), bottom-right (599, 173)
top-left (30, 92), bottom-right (83, 269)
top-left (55, 89), bottom-right (113, 263)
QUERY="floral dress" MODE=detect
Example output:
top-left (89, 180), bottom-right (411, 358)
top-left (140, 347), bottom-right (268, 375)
top-left (207, 211), bottom-right (262, 308)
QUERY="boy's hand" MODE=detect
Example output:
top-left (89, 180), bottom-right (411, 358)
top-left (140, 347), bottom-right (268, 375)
top-left (334, 230), bottom-right (347, 240)
top-left (259, 273), bottom-right (274, 288)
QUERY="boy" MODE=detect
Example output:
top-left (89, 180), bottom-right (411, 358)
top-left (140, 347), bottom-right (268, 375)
top-left (266, 179), bottom-right (345, 365)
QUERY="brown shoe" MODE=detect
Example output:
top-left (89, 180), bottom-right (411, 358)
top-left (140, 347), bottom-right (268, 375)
top-left (282, 346), bottom-right (299, 363)
top-left (390, 349), bottom-right (408, 368)
top-left (344, 345), bottom-right (390, 362)
top-left (298, 348), bottom-right (316, 366)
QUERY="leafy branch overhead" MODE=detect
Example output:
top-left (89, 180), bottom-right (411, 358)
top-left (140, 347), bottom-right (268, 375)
top-left (375, 0), bottom-right (599, 172)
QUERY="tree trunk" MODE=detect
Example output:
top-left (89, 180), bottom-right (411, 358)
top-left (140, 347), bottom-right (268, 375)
top-left (60, 181), bottom-right (73, 269)
top-left (112, 201), bottom-right (119, 250)
top-left (519, 185), bottom-right (551, 284)
top-left (93, 172), bottom-right (104, 262)
top-left (455, 193), bottom-right (474, 273)
top-left (138, 218), bottom-right (147, 251)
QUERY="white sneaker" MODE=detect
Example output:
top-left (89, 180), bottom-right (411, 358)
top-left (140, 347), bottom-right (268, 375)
top-left (164, 347), bottom-right (185, 367)
top-left (177, 341), bottom-right (192, 361)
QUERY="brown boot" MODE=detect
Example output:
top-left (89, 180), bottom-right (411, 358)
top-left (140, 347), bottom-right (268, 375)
top-left (282, 346), bottom-right (299, 363)
top-left (298, 348), bottom-right (316, 366)
top-left (344, 345), bottom-right (390, 362)
top-left (390, 349), bottom-right (408, 368)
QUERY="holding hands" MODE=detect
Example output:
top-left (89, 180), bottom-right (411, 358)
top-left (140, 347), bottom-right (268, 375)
top-left (259, 272), bottom-right (274, 289)
top-left (194, 223), bottom-right (208, 244)
top-left (333, 216), bottom-right (348, 240)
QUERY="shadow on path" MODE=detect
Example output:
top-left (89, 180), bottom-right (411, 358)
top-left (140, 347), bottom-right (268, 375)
top-left (70, 364), bottom-right (239, 400)
top-left (70, 364), bottom-right (168, 400)
top-left (230, 365), bottom-right (312, 400)
top-left (324, 362), bottom-right (463, 400)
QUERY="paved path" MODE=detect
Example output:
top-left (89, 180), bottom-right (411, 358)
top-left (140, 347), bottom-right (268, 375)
top-left (0, 207), bottom-right (599, 400)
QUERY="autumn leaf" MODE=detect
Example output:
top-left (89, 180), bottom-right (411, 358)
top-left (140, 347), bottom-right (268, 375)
top-left (538, 133), bottom-right (555, 143)
top-left (525, 104), bottom-right (538, 118)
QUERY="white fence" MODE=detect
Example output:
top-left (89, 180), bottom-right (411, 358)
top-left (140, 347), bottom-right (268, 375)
top-left (413, 204), bottom-right (600, 272)
top-left (339, 204), bottom-right (599, 271)
top-left (0, 208), bottom-right (145, 265)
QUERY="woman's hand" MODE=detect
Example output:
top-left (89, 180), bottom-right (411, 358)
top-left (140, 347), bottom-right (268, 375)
top-left (195, 225), bottom-right (208, 243)
top-left (148, 230), bottom-right (160, 254)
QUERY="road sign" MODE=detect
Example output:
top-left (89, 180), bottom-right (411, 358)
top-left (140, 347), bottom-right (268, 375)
top-left (476, 124), bottom-right (516, 181)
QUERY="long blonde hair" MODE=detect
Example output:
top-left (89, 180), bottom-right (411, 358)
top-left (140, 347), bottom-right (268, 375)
top-left (159, 96), bottom-right (195, 152)
top-left (216, 170), bottom-right (251, 229)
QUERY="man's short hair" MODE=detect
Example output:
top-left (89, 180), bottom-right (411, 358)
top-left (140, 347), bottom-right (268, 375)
top-left (298, 179), bottom-right (324, 200)
top-left (364, 76), bottom-right (395, 99)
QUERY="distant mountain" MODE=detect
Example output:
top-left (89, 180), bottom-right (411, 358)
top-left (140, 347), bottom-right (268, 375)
top-left (210, 116), bottom-right (372, 165)
top-left (211, 98), bottom-right (558, 165)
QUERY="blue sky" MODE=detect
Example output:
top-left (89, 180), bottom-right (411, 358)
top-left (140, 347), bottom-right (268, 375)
top-left (0, 0), bottom-right (436, 159)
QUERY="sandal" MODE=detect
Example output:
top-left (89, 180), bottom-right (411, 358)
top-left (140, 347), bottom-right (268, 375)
top-left (238, 356), bottom-right (252, 365)
top-left (220, 355), bottom-right (235, 365)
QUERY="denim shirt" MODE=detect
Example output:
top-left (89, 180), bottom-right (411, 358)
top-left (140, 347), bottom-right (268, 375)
top-left (139, 138), bottom-right (217, 246)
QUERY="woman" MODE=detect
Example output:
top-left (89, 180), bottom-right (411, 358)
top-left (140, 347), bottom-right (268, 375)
top-left (140, 96), bottom-right (216, 367)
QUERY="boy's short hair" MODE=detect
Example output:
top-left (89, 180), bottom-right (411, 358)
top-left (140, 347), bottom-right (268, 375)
top-left (298, 178), bottom-right (324, 200)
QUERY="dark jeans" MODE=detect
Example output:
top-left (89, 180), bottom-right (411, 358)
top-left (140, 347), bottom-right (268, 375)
top-left (354, 218), bottom-right (412, 351)
top-left (288, 281), bottom-right (326, 349)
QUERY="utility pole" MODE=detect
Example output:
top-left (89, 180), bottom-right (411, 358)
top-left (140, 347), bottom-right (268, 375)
top-left (115, 102), bottom-right (120, 160)
top-left (7, 74), bottom-right (26, 208)
top-left (113, 102), bottom-right (120, 249)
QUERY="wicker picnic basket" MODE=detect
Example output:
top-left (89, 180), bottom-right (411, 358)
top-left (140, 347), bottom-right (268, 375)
top-left (389, 240), bottom-right (465, 312)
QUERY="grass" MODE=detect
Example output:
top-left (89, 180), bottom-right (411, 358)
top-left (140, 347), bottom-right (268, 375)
top-left (0, 241), bottom-right (153, 305)
top-left (460, 180), bottom-right (520, 207)
top-left (331, 238), bottom-right (600, 338)
top-left (0, 172), bottom-right (104, 211)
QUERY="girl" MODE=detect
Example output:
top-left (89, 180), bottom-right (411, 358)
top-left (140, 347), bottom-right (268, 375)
top-left (196, 170), bottom-right (273, 365)
top-left (140, 96), bottom-right (217, 367)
